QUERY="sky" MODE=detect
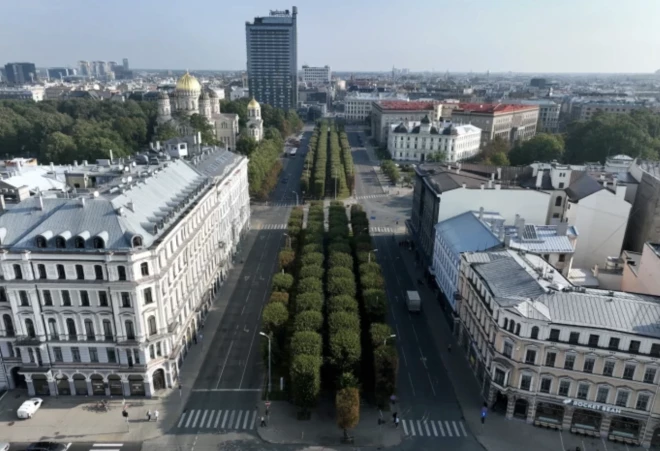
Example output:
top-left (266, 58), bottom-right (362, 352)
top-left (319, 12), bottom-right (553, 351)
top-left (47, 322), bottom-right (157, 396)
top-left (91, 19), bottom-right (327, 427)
top-left (1, 0), bottom-right (659, 73)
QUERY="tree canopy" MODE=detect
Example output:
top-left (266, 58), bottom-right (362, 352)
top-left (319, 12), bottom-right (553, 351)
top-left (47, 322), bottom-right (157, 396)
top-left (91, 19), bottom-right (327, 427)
top-left (509, 133), bottom-right (564, 166)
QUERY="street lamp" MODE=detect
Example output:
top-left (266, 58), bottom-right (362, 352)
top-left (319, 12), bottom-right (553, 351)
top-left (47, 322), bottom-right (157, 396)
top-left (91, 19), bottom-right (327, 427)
top-left (259, 332), bottom-right (272, 398)
top-left (368, 249), bottom-right (379, 263)
top-left (291, 191), bottom-right (299, 206)
top-left (384, 334), bottom-right (396, 347)
top-left (283, 233), bottom-right (292, 249)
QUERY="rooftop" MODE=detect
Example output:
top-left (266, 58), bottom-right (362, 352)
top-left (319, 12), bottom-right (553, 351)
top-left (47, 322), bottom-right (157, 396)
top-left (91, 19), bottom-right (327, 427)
top-left (435, 211), bottom-right (503, 255)
top-left (375, 100), bottom-right (436, 111)
top-left (503, 224), bottom-right (577, 254)
top-left (454, 103), bottom-right (539, 114)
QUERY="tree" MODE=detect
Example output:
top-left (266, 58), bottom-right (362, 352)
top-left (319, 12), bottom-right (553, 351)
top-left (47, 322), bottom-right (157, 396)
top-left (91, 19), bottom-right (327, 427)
top-left (154, 122), bottom-right (178, 143)
top-left (370, 323), bottom-right (394, 348)
top-left (374, 345), bottom-right (399, 408)
top-left (294, 310), bottom-right (324, 332)
top-left (328, 312), bottom-right (361, 335)
top-left (481, 136), bottom-right (509, 161)
top-left (509, 133), bottom-right (565, 166)
top-left (328, 277), bottom-right (357, 298)
top-left (299, 265), bottom-right (324, 279)
top-left (272, 273), bottom-right (294, 292)
top-left (328, 267), bottom-right (355, 281)
top-left (485, 151), bottom-right (510, 166)
top-left (290, 354), bottom-right (321, 416)
top-left (40, 131), bottom-right (77, 163)
top-left (278, 250), bottom-right (296, 273)
top-left (328, 295), bottom-right (359, 314)
top-left (302, 252), bottom-right (324, 267)
top-left (297, 277), bottom-right (323, 295)
top-left (295, 292), bottom-right (323, 313)
top-left (360, 274), bottom-right (384, 290)
top-left (269, 292), bottom-right (289, 305)
top-left (329, 330), bottom-right (361, 372)
top-left (329, 252), bottom-right (353, 269)
top-left (363, 289), bottom-right (387, 323)
top-left (236, 135), bottom-right (259, 157)
top-left (359, 262), bottom-right (381, 277)
top-left (336, 387), bottom-right (360, 442)
top-left (262, 302), bottom-right (289, 333)
top-left (290, 331), bottom-right (322, 357)
top-left (302, 243), bottom-right (322, 255)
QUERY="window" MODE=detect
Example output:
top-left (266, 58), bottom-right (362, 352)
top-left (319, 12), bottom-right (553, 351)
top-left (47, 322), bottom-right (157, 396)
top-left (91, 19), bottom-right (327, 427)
top-left (588, 334), bottom-right (600, 347)
top-left (651, 344), bottom-right (660, 358)
top-left (549, 329), bottom-right (560, 341)
top-left (583, 357), bottom-right (595, 373)
top-left (43, 290), bottom-right (52, 306)
top-left (603, 360), bottom-right (616, 376)
top-left (144, 287), bottom-right (153, 305)
top-left (94, 265), bottom-right (103, 280)
top-left (80, 291), bottom-right (90, 307)
top-left (133, 348), bottom-right (141, 365)
top-left (55, 236), bottom-right (66, 248)
top-left (636, 393), bottom-right (651, 411)
top-left (57, 264), bottom-right (66, 280)
top-left (74, 236), bottom-right (85, 249)
top-left (569, 332), bottom-right (580, 344)
top-left (125, 320), bottom-right (135, 340)
top-left (525, 349), bottom-right (537, 364)
top-left (99, 291), bottom-right (108, 307)
top-left (555, 196), bottom-right (562, 207)
top-left (66, 318), bottom-right (77, 340)
top-left (3, 314), bottom-right (15, 337)
top-left (19, 291), bottom-right (29, 306)
top-left (558, 380), bottom-right (571, 397)
top-left (615, 390), bottom-right (629, 407)
top-left (36, 236), bottom-right (47, 248)
top-left (596, 386), bottom-right (609, 403)
top-left (494, 368), bottom-right (506, 385)
top-left (53, 346), bottom-right (63, 362)
top-left (117, 266), bottom-right (127, 281)
top-left (540, 378), bottom-right (552, 394)
top-left (149, 345), bottom-right (155, 359)
top-left (102, 319), bottom-right (113, 341)
top-left (558, 254), bottom-right (566, 262)
top-left (84, 319), bottom-right (95, 341)
top-left (609, 337), bottom-right (620, 350)
top-left (93, 237), bottom-right (105, 249)
top-left (72, 347), bottom-right (81, 362)
top-left (89, 347), bottom-right (98, 363)
top-left (38, 264), bottom-right (46, 279)
top-left (13, 264), bottom-right (23, 280)
top-left (140, 262), bottom-right (149, 276)
top-left (531, 326), bottom-right (539, 340)
top-left (75, 265), bottom-right (84, 280)
top-left (48, 319), bottom-right (58, 340)
top-left (564, 354), bottom-right (576, 370)
top-left (644, 367), bottom-right (657, 384)
top-left (503, 341), bottom-right (513, 358)
top-left (0, 288), bottom-right (6, 303)
top-left (629, 340), bottom-right (641, 354)
top-left (25, 319), bottom-right (36, 338)
top-left (577, 383), bottom-right (590, 400)
top-left (623, 363), bottom-right (636, 380)
top-left (107, 348), bottom-right (116, 363)
top-left (156, 342), bottom-right (162, 357)
top-left (148, 316), bottom-right (157, 336)
top-left (121, 292), bottom-right (131, 308)
top-left (62, 290), bottom-right (71, 306)
top-left (545, 352), bottom-right (556, 367)
top-left (520, 374), bottom-right (532, 391)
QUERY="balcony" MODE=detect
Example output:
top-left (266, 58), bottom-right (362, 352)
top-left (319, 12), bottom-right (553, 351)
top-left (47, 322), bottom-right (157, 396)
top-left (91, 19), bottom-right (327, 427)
top-left (14, 335), bottom-right (42, 345)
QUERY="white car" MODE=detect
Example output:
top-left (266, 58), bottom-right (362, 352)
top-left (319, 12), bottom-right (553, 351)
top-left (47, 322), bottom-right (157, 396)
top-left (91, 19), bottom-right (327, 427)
top-left (17, 397), bottom-right (43, 419)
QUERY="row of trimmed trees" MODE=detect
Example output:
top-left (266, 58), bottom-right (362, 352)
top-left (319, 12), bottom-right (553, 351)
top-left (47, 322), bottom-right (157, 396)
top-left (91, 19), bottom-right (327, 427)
top-left (339, 128), bottom-right (355, 195)
top-left (311, 123), bottom-right (328, 198)
top-left (300, 125), bottom-right (318, 195)
top-left (327, 126), bottom-right (351, 199)
top-left (350, 205), bottom-right (399, 408)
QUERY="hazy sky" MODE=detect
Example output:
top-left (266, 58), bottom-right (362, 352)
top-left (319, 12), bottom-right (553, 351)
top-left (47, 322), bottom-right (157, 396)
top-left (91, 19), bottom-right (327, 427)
top-left (1, 0), bottom-right (658, 73)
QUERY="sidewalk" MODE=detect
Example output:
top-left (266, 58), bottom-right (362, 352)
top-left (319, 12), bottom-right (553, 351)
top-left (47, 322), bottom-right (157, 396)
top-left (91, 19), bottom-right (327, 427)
top-left (396, 245), bottom-right (631, 451)
top-left (256, 400), bottom-right (401, 448)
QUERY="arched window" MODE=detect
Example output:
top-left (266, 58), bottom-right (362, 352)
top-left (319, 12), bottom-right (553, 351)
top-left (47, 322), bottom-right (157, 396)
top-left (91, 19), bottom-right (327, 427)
top-left (3, 314), bottom-right (14, 337)
top-left (66, 318), bottom-right (77, 339)
top-left (125, 320), bottom-right (135, 340)
top-left (35, 236), bottom-right (47, 248)
top-left (148, 316), bottom-right (157, 336)
top-left (555, 196), bottom-right (562, 207)
top-left (509, 320), bottom-right (515, 333)
top-left (504, 318), bottom-right (509, 330)
top-left (93, 237), bottom-right (105, 249)
top-left (55, 236), bottom-right (66, 248)
top-left (515, 323), bottom-right (521, 336)
top-left (132, 236), bottom-right (143, 248)
top-left (74, 237), bottom-right (85, 249)
top-left (25, 318), bottom-right (36, 338)
top-left (531, 326), bottom-right (539, 340)
top-left (103, 319), bottom-right (113, 341)
top-left (48, 318), bottom-right (58, 340)
top-left (84, 319), bottom-right (95, 340)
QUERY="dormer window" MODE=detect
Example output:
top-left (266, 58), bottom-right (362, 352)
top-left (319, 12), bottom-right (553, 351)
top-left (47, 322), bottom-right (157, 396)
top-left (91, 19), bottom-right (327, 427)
top-left (132, 236), bottom-right (143, 248)
top-left (74, 237), bottom-right (85, 249)
top-left (55, 236), bottom-right (66, 248)
top-left (36, 236), bottom-right (47, 248)
top-left (93, 237), bottom-right (105, 249)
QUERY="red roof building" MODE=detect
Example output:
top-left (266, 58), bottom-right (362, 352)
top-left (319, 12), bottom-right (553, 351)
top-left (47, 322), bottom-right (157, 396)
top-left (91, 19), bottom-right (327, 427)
top-left (450, 103), bottom-right (540, 146)
top-left (454, 103), bottom-right (539, 114)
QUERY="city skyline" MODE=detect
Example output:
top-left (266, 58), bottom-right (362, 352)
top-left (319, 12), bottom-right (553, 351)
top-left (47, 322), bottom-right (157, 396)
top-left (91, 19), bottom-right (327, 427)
top-left (2, 0), bottom-right (659, 73)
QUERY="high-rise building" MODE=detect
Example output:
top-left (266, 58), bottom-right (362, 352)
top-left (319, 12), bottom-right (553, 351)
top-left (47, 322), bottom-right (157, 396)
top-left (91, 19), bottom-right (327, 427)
top-left (92, 61), bottom-right (107, 77)
top-left (123, 58), bottom-right (129, 71)
top-left (47, 68), bottom-right (70, 81)
top-left (78, 61), bottom-right (91, 77)
top-left (4, 62), bottom-right (37, 84)
top-left (245, 7), bottom-right (298, 110)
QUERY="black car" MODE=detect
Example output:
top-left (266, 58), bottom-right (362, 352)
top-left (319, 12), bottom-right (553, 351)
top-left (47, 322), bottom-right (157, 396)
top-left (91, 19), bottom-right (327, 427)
top-left (26, 442), bottom-right (70, 451)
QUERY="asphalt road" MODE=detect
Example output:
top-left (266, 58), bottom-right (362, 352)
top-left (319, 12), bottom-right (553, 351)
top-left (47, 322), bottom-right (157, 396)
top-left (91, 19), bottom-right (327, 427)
top-left (8, 443), bottom-right (141, 451)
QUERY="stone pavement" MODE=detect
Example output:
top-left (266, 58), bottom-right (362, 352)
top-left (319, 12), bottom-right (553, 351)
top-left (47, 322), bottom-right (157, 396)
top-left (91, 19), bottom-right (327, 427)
top-left (396, 242), bottom-right (633, 451)
top-left (256, 400), bottom-right (401, 448)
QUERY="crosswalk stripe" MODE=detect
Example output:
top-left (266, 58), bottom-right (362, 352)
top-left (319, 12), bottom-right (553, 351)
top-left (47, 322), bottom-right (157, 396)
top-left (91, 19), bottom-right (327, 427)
top-left (438, 421), bottom-right (445, 436)
top-left (417, 420), bottom-right (422, 437)
top-left (445, 421), bottom-right (453, 437)
top-left (221, 410), bottom-right (229, 428)
top-left (199, 410), bottom-right (208, 428)
top-left (424, 421), bottom-right (431, 436)
top-left (402, 419), bottom-right (409, 435)
top-left (185, 410), bottom-right (195, 428)
top-left (453, 421), bottom-right (460, 436)
top-left (228, 410), bottom-right (236, 429)
top-left (235, 411), bottom-right (243, 429)
top-left (177, 412), bottom-right (187, 428)
top-left (206, 410), bottom-right (214, 428)
top-left (242, 410), bottom-right (250, 429)
top-left (214, 410), bottom-right (222, 429)
top-left (431, 421), bottom-right (438, 436)
top-left (250, 410), bottom-right (257, 429)
top-left (460, 421), bottom-right (467, 436)
top-left (409, 420), bottom-right (416, 436)
top-left (192, 410), bottom-right (201, 428)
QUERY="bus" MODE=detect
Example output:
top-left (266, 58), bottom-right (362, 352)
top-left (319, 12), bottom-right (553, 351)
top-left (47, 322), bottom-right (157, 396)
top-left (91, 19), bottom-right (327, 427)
top-left (289, 148), bottom-right (297, 157)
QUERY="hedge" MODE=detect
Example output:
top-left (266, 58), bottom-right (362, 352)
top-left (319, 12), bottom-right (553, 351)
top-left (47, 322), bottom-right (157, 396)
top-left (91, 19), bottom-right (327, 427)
top-left (272, 273), bottom-right (294, 292)
top-left (328, 330), bottom-right (361, 372)
top-left (269, 292), bottom-right (290, 305)
top-left (370, 323), bottom-right (394, 348)
top-left (328, 311), bottom-right (361, 335)
top-left (327, 276), bottom-right (357, 298)
top-left (294, 310), bottom-right (324, 332)
top-left (298, 277), bottom-right (323, 295)
top-left (299, 265), bottom-right (324, 279)
top-left (262, 302), bottom-right (289, 333)
top-left (329, 252), bottom-right (353, 269)
top-left (290, 354), bottom-right (321, 410)
top-left (295, 292), bottom-right (324, 313)
top-left (291, 331), bottom-right (322, 357)
top-left (363, 289), bottom-right (388, 323)
top-left (302, 252), bottom-right (324, 267)
top-left (328, 295), bottom-right (360, 314)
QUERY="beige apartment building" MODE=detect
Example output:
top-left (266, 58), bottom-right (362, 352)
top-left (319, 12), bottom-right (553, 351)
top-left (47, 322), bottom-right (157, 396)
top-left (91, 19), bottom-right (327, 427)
top-left (622, 242), bottom-right (660, 296)
top-left (451, 103), bottom-right (539, 147)
top-left (456, 250), bottom-right (660, 448)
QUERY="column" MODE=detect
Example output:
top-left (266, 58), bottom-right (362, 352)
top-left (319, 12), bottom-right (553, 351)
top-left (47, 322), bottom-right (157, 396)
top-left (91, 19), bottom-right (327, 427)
top-left (47, 379), bottom-right (57, 397)
top-left (68, 379), bottom-right (76, 395)
top-left (526, 397), bottom-right (537, 425)
top-left (505, 396), bottom-right (516, 420)
top-left (25, 376), bottom-right (36, 397)
top-left (86, 379), bottom-right (93, 396)
top-left (121, 376), bottom-right (130, 397)
top-left (144, 379), bottom-right (153, 398)
top-left (599, 414), bottom-right (612, 439)
top-left (640, 417), bottom-right (658, 449)
top-left (562, 407), bottom-right (574, 432)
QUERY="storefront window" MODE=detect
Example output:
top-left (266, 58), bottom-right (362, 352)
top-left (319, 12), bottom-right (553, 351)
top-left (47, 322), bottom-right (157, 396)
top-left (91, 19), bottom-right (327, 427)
top-left (609, 416), bottom-right (641, 440)
top-left (535, 402), bottom-right (564, 425)
top-left (572, 409), bottom-right (602, 431)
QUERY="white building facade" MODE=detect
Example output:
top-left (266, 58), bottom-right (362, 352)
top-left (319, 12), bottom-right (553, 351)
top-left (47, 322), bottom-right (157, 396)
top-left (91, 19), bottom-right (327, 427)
top-left (302, 65), bottom-right (331, 85)
top-left (0, 153), bottom-right (249, 397)
top-left (344, 91), bottom-right (408, 123)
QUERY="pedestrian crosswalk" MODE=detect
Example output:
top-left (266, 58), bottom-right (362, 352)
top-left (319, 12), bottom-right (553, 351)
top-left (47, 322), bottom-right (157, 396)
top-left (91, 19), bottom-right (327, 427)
top-left (355, 193), bottom-right (388, 200)
top-left (270, 201), bottom-right (297, 207)
top-left (91, 444), bottom-right (124, 451)
top-left (370, 226), bottom-right (393, 234)
top-left (260, 224), bottom-right (287, 230)
top-left (177, 409), bottom-right (258, 431)
top-left (401, 419), bottom-right (468, 438)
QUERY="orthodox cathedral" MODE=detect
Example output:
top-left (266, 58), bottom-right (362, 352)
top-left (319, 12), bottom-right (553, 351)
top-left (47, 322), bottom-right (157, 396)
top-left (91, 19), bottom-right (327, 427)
top-left (156, 72), bottom-right (263, 149)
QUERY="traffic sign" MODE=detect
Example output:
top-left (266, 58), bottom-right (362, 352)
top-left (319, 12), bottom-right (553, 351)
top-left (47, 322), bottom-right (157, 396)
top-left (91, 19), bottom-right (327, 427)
top-left (265, 401), bottom-right (271, 407)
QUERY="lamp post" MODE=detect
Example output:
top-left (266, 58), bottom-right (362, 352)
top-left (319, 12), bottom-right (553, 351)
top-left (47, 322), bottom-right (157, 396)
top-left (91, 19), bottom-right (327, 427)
top-left (259, 332), bottom-right (272, 398)
top-left (368, 249), bottom-right (379, 264)
top-left (291, 191), bottom-right (299, 206)
top-left (384, 334), bottom-right (396, 347)
top-left (283, 233), bottom-right (292, 249)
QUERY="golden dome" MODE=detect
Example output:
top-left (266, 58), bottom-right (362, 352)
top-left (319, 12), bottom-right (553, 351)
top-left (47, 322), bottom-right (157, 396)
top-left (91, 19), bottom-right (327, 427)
top-left (176, 72), bottom-right (201, 93)
top-left (248, 97), bottom-right (260, 109)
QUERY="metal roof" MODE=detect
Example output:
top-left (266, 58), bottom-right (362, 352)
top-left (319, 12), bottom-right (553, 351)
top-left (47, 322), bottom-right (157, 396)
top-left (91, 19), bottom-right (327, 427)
top-left (435, 211), bottom-right (503, 255)
top-left (473, 257), bottom-right (547, 306)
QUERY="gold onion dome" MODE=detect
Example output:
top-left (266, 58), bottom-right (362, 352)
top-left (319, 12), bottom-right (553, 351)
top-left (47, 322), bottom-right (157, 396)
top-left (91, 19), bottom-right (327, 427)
top-left (248, 97), bottom-right (260, 108)
top-left (176, 72), bottom-right (201, 93)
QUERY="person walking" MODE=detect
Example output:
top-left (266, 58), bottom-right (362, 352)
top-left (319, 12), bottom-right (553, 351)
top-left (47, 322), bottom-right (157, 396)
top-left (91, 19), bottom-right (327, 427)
top-left (154, 410), bottom-right (159, 421)
top-left (260, 416), bottom-right (267, 427)
top-left (395, 417), bottom-right (400, 428)
top-left (146, 410), bottom-right (152, 421)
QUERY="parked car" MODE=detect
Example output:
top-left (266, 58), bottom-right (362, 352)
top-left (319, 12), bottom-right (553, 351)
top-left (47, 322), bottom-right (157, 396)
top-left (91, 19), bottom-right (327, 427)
top-left (17, 398), bottom-right (43, 419)
top-left (26, 443), bottom-right (70, 451)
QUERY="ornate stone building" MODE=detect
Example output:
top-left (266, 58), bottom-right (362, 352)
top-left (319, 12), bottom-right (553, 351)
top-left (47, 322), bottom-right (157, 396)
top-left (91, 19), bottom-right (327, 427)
top-left (246, 98), bottom-right (263, 142)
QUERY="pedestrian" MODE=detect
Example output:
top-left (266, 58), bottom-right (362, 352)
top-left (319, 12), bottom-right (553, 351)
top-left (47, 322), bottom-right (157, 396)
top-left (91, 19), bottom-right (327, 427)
top-left (392, 412), bottom-right (397, 424)
top-left (260, 416), bottom-right (267, 427)
top-left (193, 334), bottom-right (198, 344)
top-left (146, 410), bottom-right (151, 421)
top-left (395, 417), bottom-right (400, 428)
top-left (154, 410), bottom-right (159, 421)
top-left (448, 344), bottom-right (452, 353)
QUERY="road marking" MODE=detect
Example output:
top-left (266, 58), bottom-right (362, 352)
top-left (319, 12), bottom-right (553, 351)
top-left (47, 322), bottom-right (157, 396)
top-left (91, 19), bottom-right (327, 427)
top-left (185, 410), bottom-right (195, 428)
top-left (407, 372), bottom-right (416, 396)
top-left (214, 340), bottom-right (234, 388)
top-left (417, 420), bottom-right (423, 437)
top-left (92, 445), bottom-right (123, 448)
top-left (431, 421), bottom-right (438, 436)
top-left (191, 410), bottom-right (201, 428)
top-left (445, 421), bottom-right (453, 437)
top-left (453, 421), bottom-right (460, 436)
top-left (402, 419), bottom-right (408, 435)
top-left (411, 323), bottom-right (419, 343)
top-left (427, 372), bottom-right (437, 396)
top-left (227, 410), bottom-right (235, 429)
top-left (250, 410), bottom-right (257, 429)
top-left (221, 410), bottom-right (229, 428)
top-left (409, 420), bottom-right (416, 436)
top-left (192, 388), bottom-right (261, 392)
top-left (242, 410), bottom-right (250, 429)
top-left (438, 421), bottom-right (445, 436)
top-left (460, 421), bottom-right (467, 436)
top-left (205, 410), bottom-right (214, 428)
top-left (235, 410), bottom-right (244, 429)
top-left (177, 412), bottom-right (187, 428)
top-left (214, 410), bottom-right (222, 428)
top-left (199, 410), bottom-right (208, 428)
top-left (424, 421), bottom-right (431, 436)
top-left (401, 347), bottom-right (408, 367)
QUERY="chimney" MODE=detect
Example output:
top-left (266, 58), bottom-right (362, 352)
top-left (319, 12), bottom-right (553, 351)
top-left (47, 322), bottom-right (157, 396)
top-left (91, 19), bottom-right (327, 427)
top-left (82, 160), bottom-right (88, 166)
top-left (480, 183), bottom-right (485, 190)
top-left (535, 171), bottom-right (543, 188)
top-left (497, 167), bottom-right (502, 180)
top-left (38, 195), bottom-right (44, 211)
top-left (498, 226), bottom-right (505, 241)
top-left (557, 222), bottom-right (568, 236)
top-left (456, 167), bottom-right (460, 174)
top-left (517, 218), bottom-right (526, 238)
top-left (50, 162), bottom-right (55, 171)
top-left (488, 180), bottom-right (493, 189)
top-left (0, 195), bottom-right (5, 212)
top-left (80, 197), bottom-right (86, 208)
top-left (504, 235), bottom-right (512, 247)
top-left (462, 183), bottom-right (467, 189)
top-left (491, 173), bottom-right (495, 181)
top-left (600, 174), bottom-right (605, 180)
top-left (478, 207), bottom-right (484, 220)
top-left (74, 160), bottom-right (79, 167)
top-left (514, 214), bottom-right (521, 227)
